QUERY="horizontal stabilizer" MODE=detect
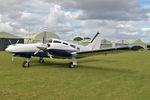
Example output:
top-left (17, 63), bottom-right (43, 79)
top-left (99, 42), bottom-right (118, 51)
top-left (77, 45), bottom-right (143, 57)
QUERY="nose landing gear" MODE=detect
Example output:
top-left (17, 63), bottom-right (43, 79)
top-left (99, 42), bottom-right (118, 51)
top-left (22, 58), bottom-right (30, 68)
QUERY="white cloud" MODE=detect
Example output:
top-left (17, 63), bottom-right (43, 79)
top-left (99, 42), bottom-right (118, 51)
top-left (142, 28), bottom-right (150, 31)
top-left (56, 0), bottom-right (149, 21)
top-left (44, 5), bottom-right (79, 33)
top-left (0, 0), bottom-right (150, 42)
top-left (19, 28), bottom-right (28, 34)
top-left (21, 12), bottom-right (45, 26)
top-left (0, 22), bottom-right (13, 32)
top-left (121, 32), bottom-right (139, 35)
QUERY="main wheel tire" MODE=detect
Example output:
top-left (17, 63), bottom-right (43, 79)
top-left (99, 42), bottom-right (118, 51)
top-left (22, 61), bottom-right (29, 68)
top-left (69, 62), bottom-right (75, 68)
top-left (39, 58), bottom-right (44, 63)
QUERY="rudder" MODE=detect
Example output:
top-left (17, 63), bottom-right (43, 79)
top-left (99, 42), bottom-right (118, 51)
top-left (87, 32), bottom-right (102, 50)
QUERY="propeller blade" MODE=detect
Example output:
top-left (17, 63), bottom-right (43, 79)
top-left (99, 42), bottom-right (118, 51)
top-left (36, 44), bottom-right (53, 58)
top-left (9, 40), bottom-right (12, 45)
top-left (34, 50), bottom-right (40, 55)
top-left (16, 40), bottom-right (19, 44)
top-left (37, 46), bottom-right (53, 59)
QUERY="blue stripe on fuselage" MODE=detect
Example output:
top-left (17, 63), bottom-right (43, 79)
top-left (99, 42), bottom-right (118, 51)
top-left (14, 52), bottom-right (48, 58)
top-left (13, 49), bottom-right (76, 58)
top-left (47, 49), bottom-right (76, 57)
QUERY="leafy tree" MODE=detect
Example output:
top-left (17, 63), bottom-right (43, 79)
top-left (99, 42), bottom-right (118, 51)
top-left (73, 37), bottom-right (83, 41)
top-left (84, 37), bottom-right (91, 40)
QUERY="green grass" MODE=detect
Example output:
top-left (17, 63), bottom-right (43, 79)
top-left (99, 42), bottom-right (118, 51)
top-left (0, 51), bottom-right (150, 100)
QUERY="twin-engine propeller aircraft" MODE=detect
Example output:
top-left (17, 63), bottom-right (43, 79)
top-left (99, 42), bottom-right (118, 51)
top-left (5, 32), bottom-right (142, 68)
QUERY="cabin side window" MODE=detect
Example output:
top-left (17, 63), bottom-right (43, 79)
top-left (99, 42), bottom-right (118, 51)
top-left (77, 47), bottom-right (80, 51)
top-left (70, 44), bottom-right (76, 48)
top-left (63, 42), bottom-right (68, 45)
top-left (53, 40), bottom-right (61, 43)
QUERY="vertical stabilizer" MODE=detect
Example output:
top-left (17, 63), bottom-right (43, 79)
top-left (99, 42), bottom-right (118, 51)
top-left (87, 32), bottom-right (102, 50)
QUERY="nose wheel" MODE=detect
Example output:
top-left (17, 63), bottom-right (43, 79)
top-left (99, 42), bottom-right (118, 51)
top-left (22, 61), bottom-right (29, 68)
top-left (22, 58), bottom-right (30, 68)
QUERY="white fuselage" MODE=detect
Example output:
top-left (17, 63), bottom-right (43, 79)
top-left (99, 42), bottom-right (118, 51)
top-left (5, 39), bottom-right (91, 57)
top-left (5, 32), bottom-right (103, 68)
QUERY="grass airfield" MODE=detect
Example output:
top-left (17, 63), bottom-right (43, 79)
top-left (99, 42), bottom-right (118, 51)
top-left (0, 51), bottom-right (150, 100)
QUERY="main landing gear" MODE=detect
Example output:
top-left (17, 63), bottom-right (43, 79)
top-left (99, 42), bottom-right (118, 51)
top-left (39, 57), bottom-right (44, 63)
top-left (68, 55), bottom-right (77, 68)
top-left (22, 56), bottom-right (77, 68)
top-left (69, 62), bottom-right (76, 68)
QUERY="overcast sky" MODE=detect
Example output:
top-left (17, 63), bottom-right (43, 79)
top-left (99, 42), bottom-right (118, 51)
top-left (0, 0), bottom-right (150, 42)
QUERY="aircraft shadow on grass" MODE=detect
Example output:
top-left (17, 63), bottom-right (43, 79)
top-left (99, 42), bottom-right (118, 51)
top-left (79, 65), bottom-right (134, 73)
top-left (30, 58), bottom-right (117, 67)
top-left (78, 58), bottom-right (118, 64)
top-left (30, 60), bottom-right (133, 73)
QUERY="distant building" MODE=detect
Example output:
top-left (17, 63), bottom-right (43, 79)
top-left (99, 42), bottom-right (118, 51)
top-left (125, 39), bottom-right (146, 48)
top-left (79, 38), bottom-right (113, 48)
top-left (24, 32), bottom-right (60, 43)
top-left (101, 39), bottom-right (112, 48)
top-left (81, 38), bottom-right (91, 46)
top-left (0, 38), bottom-right (24, 51)
top-left (66, 40), bottom-right (83, 45)
top-left (72, 37), bottom-right (146, 49)
top-left (111, 40), bottom-right (128, 48)
top-left (0, 32), bottom-right (21, 38)
top-left (111, 39), bottom-right (146, 49)
top-left (0, 32), bottom-right (24, 51)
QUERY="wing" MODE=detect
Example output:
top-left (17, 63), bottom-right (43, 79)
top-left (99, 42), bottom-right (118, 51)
top-left (77, 45), bottom-right (143, 57)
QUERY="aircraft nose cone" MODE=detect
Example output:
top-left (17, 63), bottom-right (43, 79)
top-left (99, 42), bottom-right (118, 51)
top-left (5, 47), bottom-right (10, 52)
top-left (5, 47), bottom-right (12, 52)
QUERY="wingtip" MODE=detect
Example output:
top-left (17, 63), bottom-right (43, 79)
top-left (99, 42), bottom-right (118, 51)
top-left (129, 45), bottom-right (144, 50)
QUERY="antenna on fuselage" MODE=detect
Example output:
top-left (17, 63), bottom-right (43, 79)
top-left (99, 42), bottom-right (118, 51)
top-left (26, 25), bottom-right (31, 44)
top-left (43, 31), bottom-right (46, 44)
top-left (42, 27), bottom-right (47, 44)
